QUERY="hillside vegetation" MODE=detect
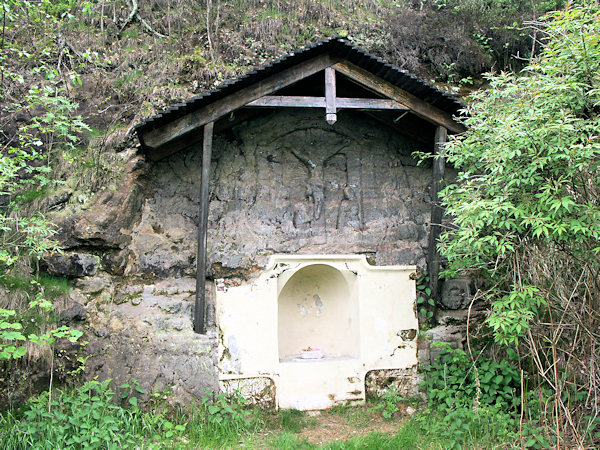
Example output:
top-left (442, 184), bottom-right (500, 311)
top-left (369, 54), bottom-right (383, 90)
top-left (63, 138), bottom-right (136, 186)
top-left (3, 0), bottom-right (563, 154)
top-left (4, 0), bottom-right (600, 448)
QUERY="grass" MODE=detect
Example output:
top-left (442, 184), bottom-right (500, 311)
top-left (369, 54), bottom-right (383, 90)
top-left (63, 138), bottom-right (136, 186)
top-left (0, 273), bottom-right (71, 299)
top-left (0, 383), bottom-right (519, 449)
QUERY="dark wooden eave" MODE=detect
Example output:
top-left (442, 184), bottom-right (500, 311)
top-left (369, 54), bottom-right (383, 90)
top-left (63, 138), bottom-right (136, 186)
top-left (135, 37), bottom-right (466, 161)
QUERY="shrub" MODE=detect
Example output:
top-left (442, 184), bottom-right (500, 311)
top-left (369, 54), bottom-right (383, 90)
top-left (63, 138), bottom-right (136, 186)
top-left (419, 344), bottom-right (521, 448)
top-left (0, 379), bottom-right (185, 449)
top-left (437, 2), bottom-right (600, 444)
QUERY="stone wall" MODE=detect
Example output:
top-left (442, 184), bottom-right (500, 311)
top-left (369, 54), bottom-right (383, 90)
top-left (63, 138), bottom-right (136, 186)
top-left (46, 108), bottom-right (447, 403)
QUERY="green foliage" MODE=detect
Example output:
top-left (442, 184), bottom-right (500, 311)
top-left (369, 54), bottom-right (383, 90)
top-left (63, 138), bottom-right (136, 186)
top-left (370, 389), bottom-right (402, 419)
top-left (422, 344), bottom-right (520, 411)
top-left (0, 284), bottom-right (82, 361)
top-left (170, 390), bottom-right (255, 446)
top-left (277, 408), bottom-right (311, 433)
top-left (438, 2), bottom-right (600, 345)
top-left (417, 404), bottom-right (516, 449)
top-left (416, 274), bottom-right (434, 323)
top-left (0, 379), bottom-right (185, 449)
top-left (0, 0), bottom-right (89, 271)
top-left (200, 390), bottom-right (250, 431)
top-left (419, 344), bottom-right (521, 448)
top-left (0, 0), bottom-right (89, 365)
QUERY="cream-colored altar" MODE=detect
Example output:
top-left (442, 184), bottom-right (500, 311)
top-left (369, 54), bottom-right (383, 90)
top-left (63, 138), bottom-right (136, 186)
top-left (216, 255), bottom-right (418, 410)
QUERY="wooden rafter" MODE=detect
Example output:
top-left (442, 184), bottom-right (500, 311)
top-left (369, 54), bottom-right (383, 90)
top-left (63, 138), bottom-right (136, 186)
top-left (247, 96), bottom-right (408, 110)
top-left (333, 61), bottom-right (466, 134)
top-left (141, 53), bottom-right (337, 157)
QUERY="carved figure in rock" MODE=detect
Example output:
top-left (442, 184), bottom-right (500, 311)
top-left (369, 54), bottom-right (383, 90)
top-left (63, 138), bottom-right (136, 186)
top-left (289, 142), bottom-right (354, 232)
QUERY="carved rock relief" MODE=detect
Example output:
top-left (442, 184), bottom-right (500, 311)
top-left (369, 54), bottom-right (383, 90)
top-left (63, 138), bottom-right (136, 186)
top-left (130, 109), bottom-right (436, 278)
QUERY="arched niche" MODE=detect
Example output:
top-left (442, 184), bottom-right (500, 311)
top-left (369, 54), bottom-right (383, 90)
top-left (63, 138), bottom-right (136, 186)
top-left (277, 264), bottom-right (359, 361)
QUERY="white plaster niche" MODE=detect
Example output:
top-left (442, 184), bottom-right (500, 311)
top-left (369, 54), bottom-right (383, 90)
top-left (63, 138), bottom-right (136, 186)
top-left (217, 255), bottom-right (418, 411)
top-left (277, 263), bottom-right (359, 361)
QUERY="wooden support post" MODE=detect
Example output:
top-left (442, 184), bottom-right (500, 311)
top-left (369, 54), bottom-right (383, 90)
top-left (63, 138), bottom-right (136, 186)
top-left (325, 67), bottom-right (337, 125)
top-left (194, 122), bottom-right (214, 334)
top-left (427, 126), bottom-right (447, 320)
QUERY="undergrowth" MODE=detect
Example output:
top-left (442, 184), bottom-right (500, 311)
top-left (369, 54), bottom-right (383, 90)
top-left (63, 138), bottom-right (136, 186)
top-left (0, 381), bottom-right (264, 449)
top-left (0, 379), bottom-right (186, 449)
top-left (1, 375), bottom-right (521, 449)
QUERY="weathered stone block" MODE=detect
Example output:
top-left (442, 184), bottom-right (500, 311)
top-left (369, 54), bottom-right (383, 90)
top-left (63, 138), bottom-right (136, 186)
top-left (41, 252), bottom-right (100, 278)
top-left (440, 277), bottom-right (472, 310)
top-left (365, 366), bottom-right (419, 398)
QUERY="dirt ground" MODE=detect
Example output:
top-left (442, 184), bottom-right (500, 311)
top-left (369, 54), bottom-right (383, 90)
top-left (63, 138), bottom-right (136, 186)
top-left (296, 408), bottom-right (402, 445)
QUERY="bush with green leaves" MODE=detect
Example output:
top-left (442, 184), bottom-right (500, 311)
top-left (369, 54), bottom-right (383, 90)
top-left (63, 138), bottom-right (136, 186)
top-left (422, 344), bottom-right (520, 411)
top-left (0, 0), bottom-right (90, 366)
top-left (419, 344), bottom-right (521, 448)
top-left (439, 1), bottom-right (600, 344)
top-left (417, 402), bottom-right (516, 450)
top-left (436, 2), bottom-right (600, 443)
top-left (0, 379), bottom-right (186, 449)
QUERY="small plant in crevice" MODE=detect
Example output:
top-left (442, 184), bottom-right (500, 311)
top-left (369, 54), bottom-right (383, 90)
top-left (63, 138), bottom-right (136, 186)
top-left (416, 274), bottom-right (434, 325)
top-left (370, 389), bottom-right (403, 420)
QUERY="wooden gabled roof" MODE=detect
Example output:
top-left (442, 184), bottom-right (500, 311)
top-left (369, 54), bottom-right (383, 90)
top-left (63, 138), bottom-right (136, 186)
top-left (135, 37), bottom-right (466, 161)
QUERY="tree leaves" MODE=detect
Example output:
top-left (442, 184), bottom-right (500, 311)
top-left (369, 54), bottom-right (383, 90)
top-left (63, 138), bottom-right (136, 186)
top-left (437, 3), bottom-right (600, 345)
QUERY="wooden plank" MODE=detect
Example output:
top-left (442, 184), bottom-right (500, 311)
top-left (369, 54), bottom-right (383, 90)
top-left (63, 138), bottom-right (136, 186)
top-left (141, 53), bottom-right (336, 153)
top-left (427, 126), bottom-right (447, 320)
top-left (247, 96), bottom-right (407, 110)
top-left (248, 96), bottom-right (326, 107)
top-left (337, 98), bottom-right (407, 110)
top-left (325, 67), bottom-right (337, 124)
top-left (146, 108), bottom-right (267, 161)
top-left (333, 61), bottom-right (466, 134)
top-left (194, 122), bottom-right (213, 334)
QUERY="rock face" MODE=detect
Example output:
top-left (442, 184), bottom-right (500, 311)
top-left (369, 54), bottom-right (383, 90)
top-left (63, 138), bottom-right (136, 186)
top-left (131, 109), bottom-right (436, 279)
top-left (48, 109), bottom-right (458, 403)
top-left (81, 276), bottom-right (219, 400)
top-left (41, 252), bottom-right (100, 278)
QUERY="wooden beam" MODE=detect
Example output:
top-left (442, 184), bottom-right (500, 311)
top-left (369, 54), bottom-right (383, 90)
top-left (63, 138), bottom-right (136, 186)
top-left (427, 126), bottom-right (447, 321)
top-left (146, 108), bottom-right (268, 161)
top-left (338, 97), bottom-right (407, 110)
top-left (248, 96), bottom-right (326, 108)
top-left (325, 67), bottom-right (337, 124)
top-left (333, 61), bottom-right (466, 134)
top-left (247, 96), bottom-right (408, 110)
top-left (141, 53), bottom-right (336, 154)
top-left (194, 122), bottom-right (213, 334)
